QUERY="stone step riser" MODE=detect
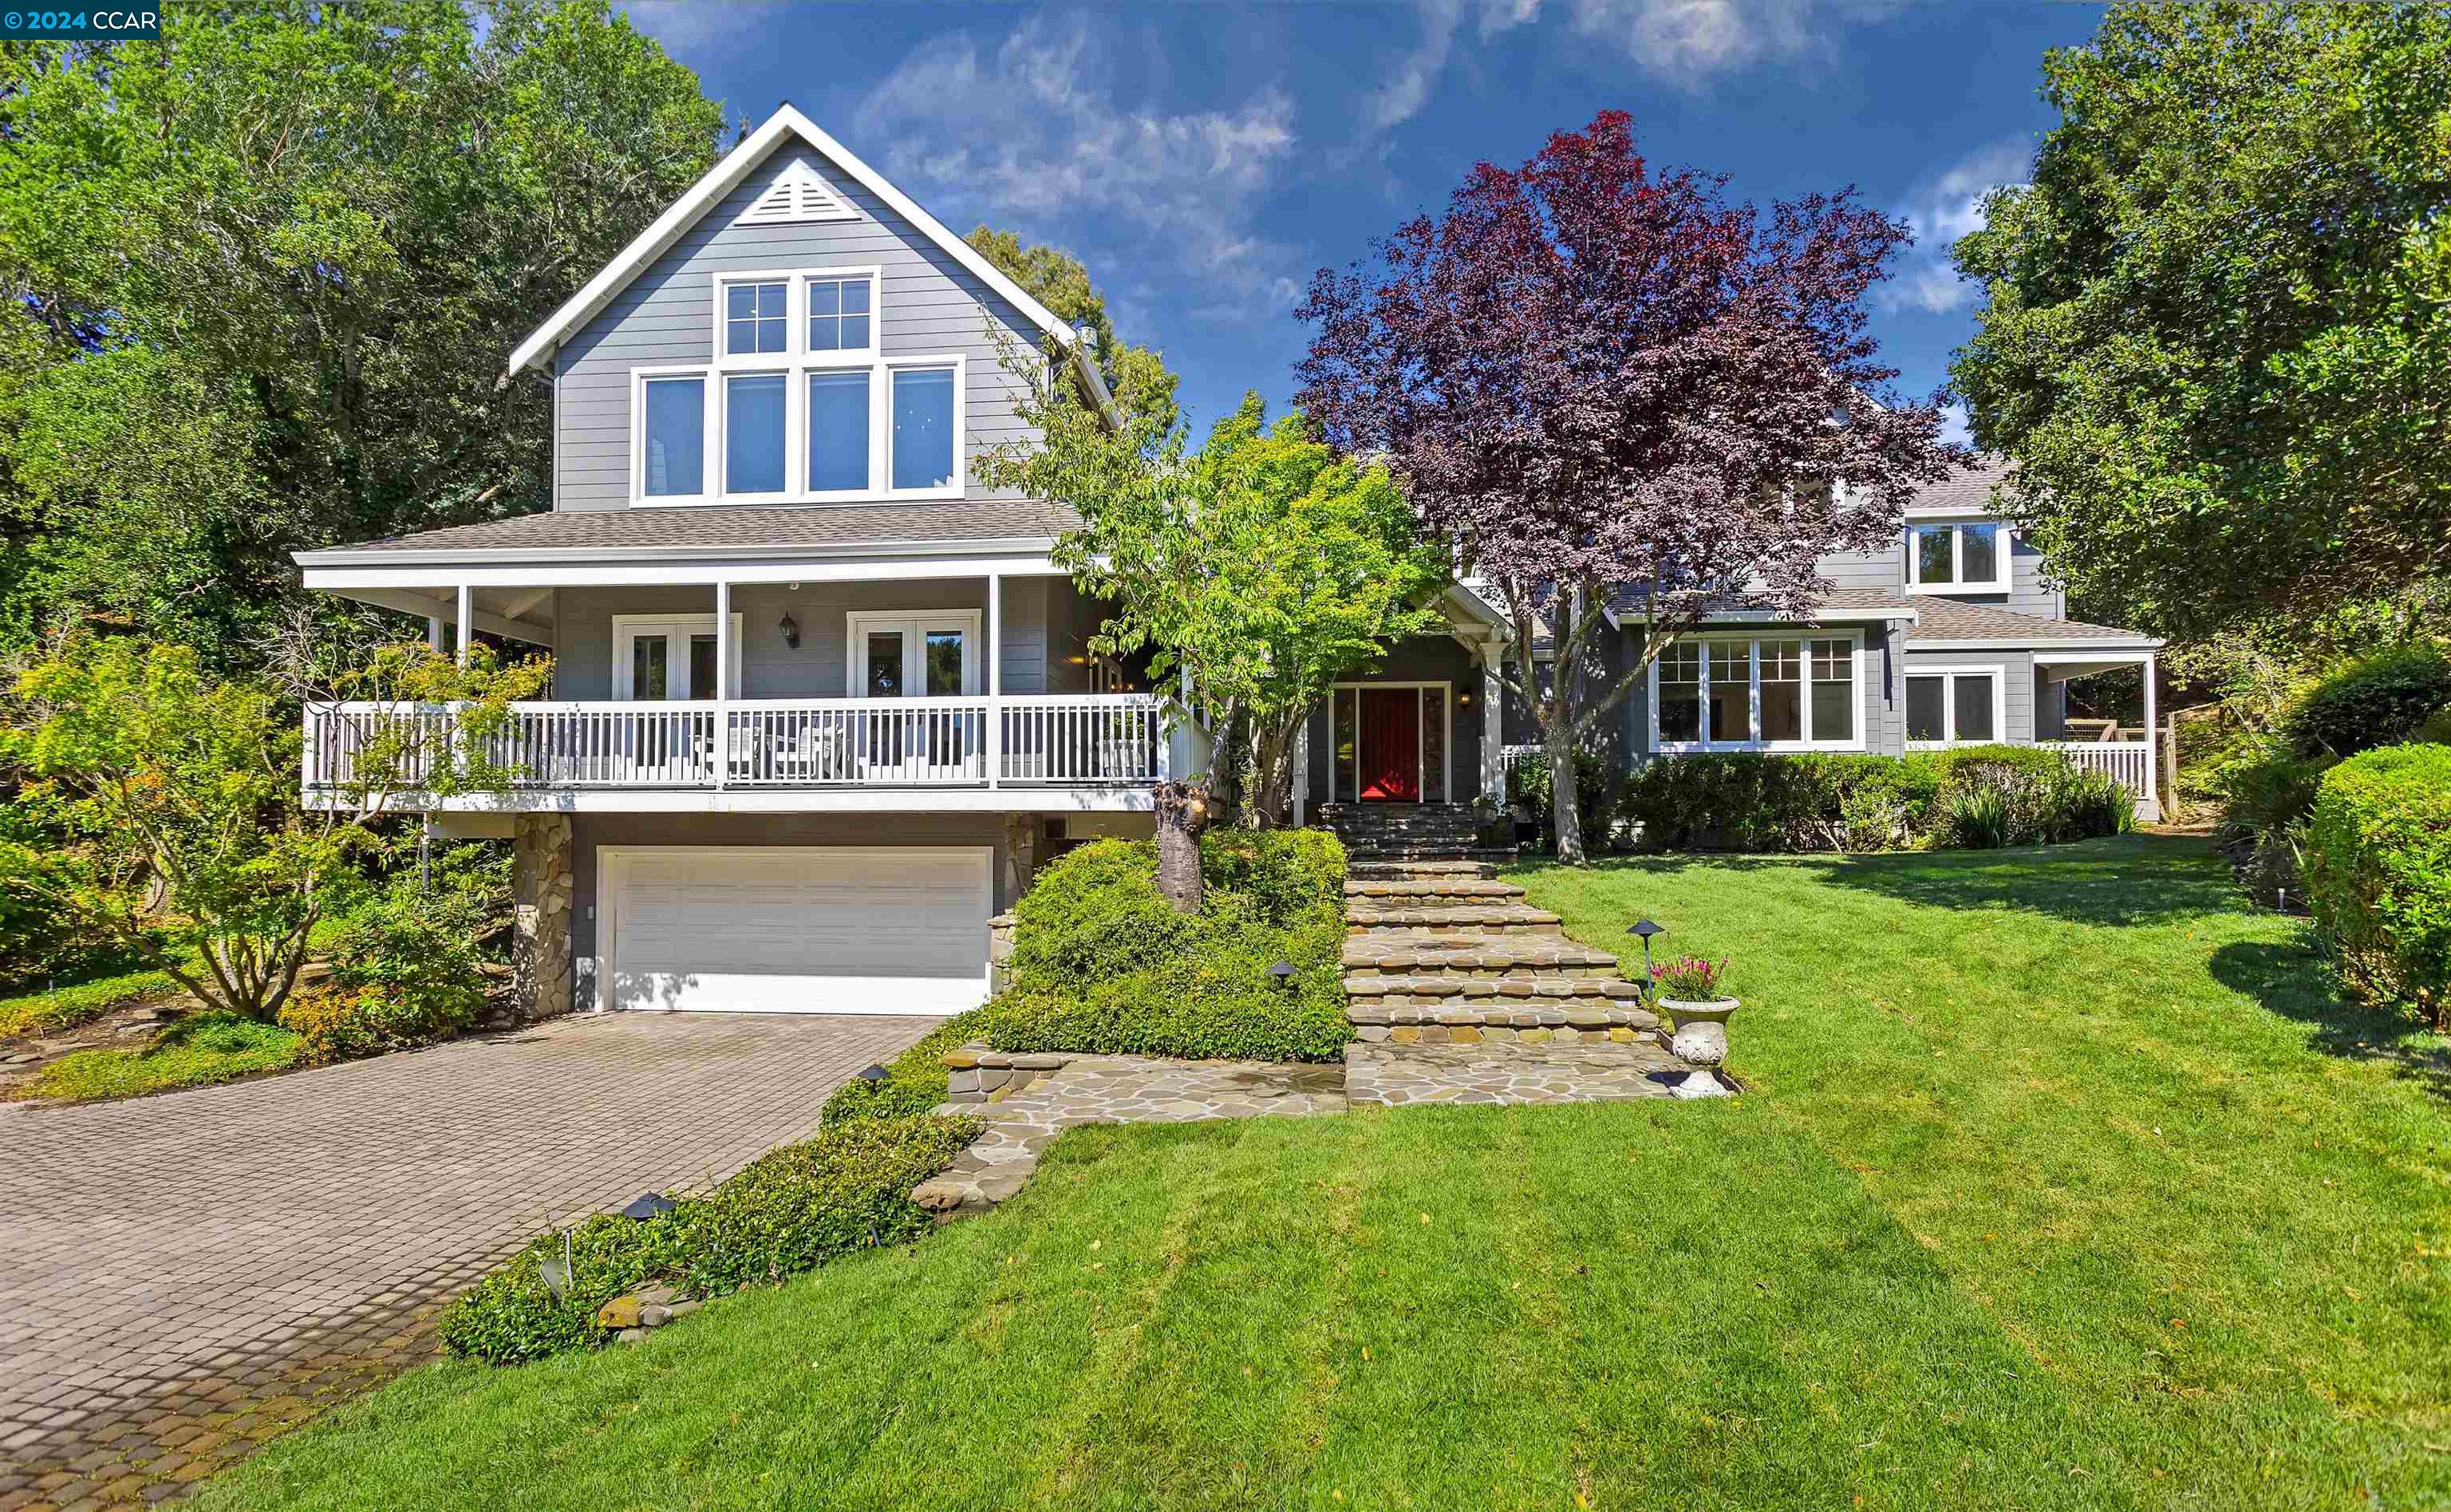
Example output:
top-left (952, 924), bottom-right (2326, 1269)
top-left (1348, 976), bottom-right (1648, 1003)
top-left (1351, 1023), bottom-right (1659, 1046)
top-left (1344, 960), bottom-right (1625, 983)
top-left (1347, 1003), bottom-right (1660, 1029)
top-left (1344, 882), bottom-right (1525, 899)
top-left (1348, 920), bottom-right (1566, 937)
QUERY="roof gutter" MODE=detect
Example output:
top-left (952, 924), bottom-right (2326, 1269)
top-left (291, 534), bottom-right (1063, 570)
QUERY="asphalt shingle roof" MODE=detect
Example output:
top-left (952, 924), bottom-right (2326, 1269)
top-left (1902, 597), bottom-right (2149, 644)
top-left (307, 499), bottom-right (1083, 558)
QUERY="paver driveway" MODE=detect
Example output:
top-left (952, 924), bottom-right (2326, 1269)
top-left (0, 1012), bottom-right (935, 1508)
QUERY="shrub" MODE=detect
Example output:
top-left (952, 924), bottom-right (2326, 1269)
top-left (2282, 644), bottom-right (2451, 760)
top-left (2301, 743), bottom-right (2451, 1023)
top-left (979, 832), bottom-right (1351, 1063)
top-left (818, 1010), bottom-right (987, 1127)
top-left (2209, 739), bottom-right (2335, 905)
top-left (1510, 748), bottom-right (1623, 854)
top-left (437, 1113), bottom-right (979, 1364)
top-left (277, 847), bottom-right (505, 1060)
top-left (5, 1010), bottom-right (306, 1103)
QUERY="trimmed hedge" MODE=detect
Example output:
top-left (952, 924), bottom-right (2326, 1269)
top-left (2301, 743), bottom-right (2451, 1018)
top-left (1616, 746), bottom-right (2131, 854)
top-left (437, 1114), bottom-right (979, 1364)
top-left (2283, 645), bottom-right (2451, 760)
top-left (1508, 748), bottom-right (1623, 854)
top-left (986, 832), bottom-right (1350, 1062)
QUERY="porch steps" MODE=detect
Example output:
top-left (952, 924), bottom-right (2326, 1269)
top-left (1315, 801), bottom-right (1501, 864)
top-left (1337, 858), bottom-right (1663, 1045)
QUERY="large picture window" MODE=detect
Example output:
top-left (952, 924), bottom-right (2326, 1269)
top-left (1650, 633), bottom-right (1864, 752)
top-left (630, 266), bottom-right (965, 504)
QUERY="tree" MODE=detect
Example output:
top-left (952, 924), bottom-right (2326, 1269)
top-left (0, 638), bottom-right (550, 1023)
top-left (0, 0), bottom-right (725, 665)
top-left (982, 358), bottom-right (1447, 833)
top-left (1952, 2), bottom-right (2451, 642)
top-left (1296, 110), bottom-right (1958, 863)
top-left (965, 226), bottom-right (1182, 436)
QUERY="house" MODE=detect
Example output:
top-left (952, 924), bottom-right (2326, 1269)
top-left (1463, 459), bottom-right (2165, 823)
top-left (294, 105), bottom-right (2157, 1023)
top-left (293, 104), bottom-right (1510, 1021)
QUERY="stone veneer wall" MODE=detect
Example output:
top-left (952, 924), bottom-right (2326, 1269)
top-left (512, 814), bottom-right (574, 1021)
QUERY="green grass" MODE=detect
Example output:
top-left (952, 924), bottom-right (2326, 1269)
top-left (0, 964), bottom-right (178, 1038)
top-left (200, 834), bottom-right (2450, 1510)
top-left (5, 1010), bottom-right (306, 1103)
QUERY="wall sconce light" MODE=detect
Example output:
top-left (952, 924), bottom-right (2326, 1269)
top-left (1458, 691), bottom-right (1473, 707)
top-left (778, 613), bottom-right (801, 649)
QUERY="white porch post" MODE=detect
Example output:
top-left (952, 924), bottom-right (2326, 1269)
top-left (1481, 646), bottom-right (1505, 806)
top-left (427, 617), bottom-right (443, 653)
top-left (986, 573), bottom-right (1002, 788)
top-left (2141, 650), bottom-right (2158, 817)
top-left (454, 583), bottom-right (473, 666)
top-left (713, 580), bottom-right (731, 791)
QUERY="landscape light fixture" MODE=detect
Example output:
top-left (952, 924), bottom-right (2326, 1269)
top-left (1269, 960), bottom-right (1297, 991)
top-left (857, 1063), bottom-right (890, 1083)
top-left (620, 1192), bottom-right (677, 1222)
top-left (1626, 918), bottom-right (1665, 995)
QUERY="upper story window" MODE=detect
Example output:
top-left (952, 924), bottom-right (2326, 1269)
top-left (1652, 634), bottom-right (1862, 752)
top-left (725, 282), bottom-right (787, 355)
top-left (630, 266), bottom-right (964, 506)
top-left (1906, 519), bottom-right (2010, 593)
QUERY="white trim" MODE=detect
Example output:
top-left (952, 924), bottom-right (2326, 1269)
top-left (845, 608), bottom-right (984, 697)
top-left (597, 844), bottom-right (993, 1016)
top-left (709, 265), bottom-right (881, 369)
top-left (305, 554), bottom-right (1063, 590)
top-left (299, 539), bottom-right (1064, 571)
top-left (627, 350), bottom-right (965, 508)
top-left (610, 613), bottom-right (745, 700)
top-left (507, 105), bottom-right (1075, 377)
top-left (1902, 661), bottom-right (2009, 747)
top-left (630, 365), bottom-right (714, 503)
top-left (2035, 651), bottom-right (2161, 672)
top-left (1328, 681), bottom-right (1454, 804)
top-left (1648, 630), bottom-right (1868, 754)
top-left (1904, 517), bottom-right (2013, 595)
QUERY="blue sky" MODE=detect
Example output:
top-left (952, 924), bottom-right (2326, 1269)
top-left (622, 1), bottom-right (2106, 445)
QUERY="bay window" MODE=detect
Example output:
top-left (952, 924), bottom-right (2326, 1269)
top-left (1904, 666), bottom-right (2005, 745)
top-left (1906, 519), bottom-right (2010, 592)
top-left (1650, 634), bottom-right (1864, 752)
top-left (630, 266), bottom-right (965, 503)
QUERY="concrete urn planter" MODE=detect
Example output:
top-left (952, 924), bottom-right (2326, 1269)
top-left (1661, 997), bottom-right (1739, 1068)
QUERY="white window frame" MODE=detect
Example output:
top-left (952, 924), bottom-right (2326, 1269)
top-left (630, 266), bottom-right (966, 507)
top-left (1902, 662), bottom-right (2009, 748)
top-left (1904, 518), bottom-right (2012, 594)
top-left (846, 609), bottom-right (983, 698)
top-left (610, 613), bottom-right (745, 701)
top-left (1648, 630), bottom-right (1868, 754)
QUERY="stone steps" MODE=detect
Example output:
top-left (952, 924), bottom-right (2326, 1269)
top-left (1343, 933), bottom-right (1624, 981)
top-left (1344, 903), bottom-right (1565, 934)
top-left (1344, 878), bottom-right (1528, 906)
top-left (1347, 973), bottom-right (1649, 1005)
top-left (1348, 859), bottom-right (1497, 882)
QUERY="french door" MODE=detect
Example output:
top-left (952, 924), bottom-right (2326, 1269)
top-left (612, 614), bottom-right (742, 782)
top-left (850, 612), bottom-right (981, 781)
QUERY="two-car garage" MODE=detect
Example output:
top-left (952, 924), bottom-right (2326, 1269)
top-left (595, 844), bottom-right (994, 1017)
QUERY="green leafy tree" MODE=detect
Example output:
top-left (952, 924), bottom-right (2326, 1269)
top-left (0, 638), bottom-right (550, 1023)
top-left (0, 0), bottom-right (725, 665)
top-left (965, 226), bottom-right (1182, 436)
top-left (981, 343), bottom-right (1444, 830)
top-left (1952, 2), bottom-right (2451, 641)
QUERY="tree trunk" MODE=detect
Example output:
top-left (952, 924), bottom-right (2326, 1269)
top-left (1548, 726), bottom-right (1586, 867)
top-left (1153, 780), bottom-right (1212, 913)
top-left (1243, 719), bottom-right (1296, 830)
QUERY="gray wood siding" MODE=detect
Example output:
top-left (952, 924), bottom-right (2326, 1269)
top-left (1816, 527), bottom-right (2059, 617)
top-left (552, 140), bottom-right (1043, 512)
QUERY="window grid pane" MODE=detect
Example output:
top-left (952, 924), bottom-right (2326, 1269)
top-left (890, 367), bottom-right (957, 490)
top-left (1758, 638), bottom-right (1802, 742)
top-left (1810, 638), bottom-right (1853, 742)
top-left (1960, 523), bottom-right (1999, 584)
top-left (725, 282), bottom-right (786, 355)
top-left (641, 377), bottom-right (704, 496)
top-left (1906, 676), bottom-right (1945, 742)
top-left (724, 373), bottom-right (786, 495)
top-left (808, 277), bottom-right (874, 353)
top-left (1916, 526), bottom-right (1955, 584)
top-left (1658, 642), bottom-right (1701, 743)
top-left (1421, 687), bottom-right (1447, 803)
top-left (1952, 673), bottom-right (1996, 742)
top-left (806, 371), bottom-right (870, 491)
top-left (1706, 643), bottom-right (1749, 743)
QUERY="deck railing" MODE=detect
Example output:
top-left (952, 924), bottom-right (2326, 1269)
top-left (303, 693), bottom-right (1166, 793)
top-left (2035, 739), bottom-right (2155, 803)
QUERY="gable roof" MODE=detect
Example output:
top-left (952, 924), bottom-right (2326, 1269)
top-left (1905, 455), bottom-right (2017, 515)
top-left (505, 105), bottom-right (1079, 377)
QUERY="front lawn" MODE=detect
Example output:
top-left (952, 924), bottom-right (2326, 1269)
top-left (201, 834), bottom-right (2450, 1509)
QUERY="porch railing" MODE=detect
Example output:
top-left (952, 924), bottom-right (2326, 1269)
top-left (2035, 739), bottom-right (2155, 803)
top-left (303, 693), bottom-right (1166, 792)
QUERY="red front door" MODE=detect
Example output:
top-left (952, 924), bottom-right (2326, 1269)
top-left (1360, 688), bottom-right (1419, 801)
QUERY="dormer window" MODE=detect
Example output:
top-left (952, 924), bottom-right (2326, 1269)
top-left (629, 265), bottom-right (964, 506)
top-left (1906, 520), bottom-right (2010, 594)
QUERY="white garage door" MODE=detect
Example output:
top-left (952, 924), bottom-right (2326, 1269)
top-left (602, 846), bottom-right (991, 1015)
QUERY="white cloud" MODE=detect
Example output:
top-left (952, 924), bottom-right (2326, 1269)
top-left (1937, 401), bottom-right (1971, 448)
top-left (619, 1), bottom-right (784, 54)
top-left (1365, 0), bottom-right (1897, 131)
top-left (858, 14), bottom-right (1304, 318)
top-left (1881, 139), bottom-right (2031, 315)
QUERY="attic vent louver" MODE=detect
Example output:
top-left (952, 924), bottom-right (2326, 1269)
top-left (737, 160), bottom-right (854, 226)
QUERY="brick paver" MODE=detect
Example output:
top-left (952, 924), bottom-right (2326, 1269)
top-left (0, 1012), bottom-right (934, 1506)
